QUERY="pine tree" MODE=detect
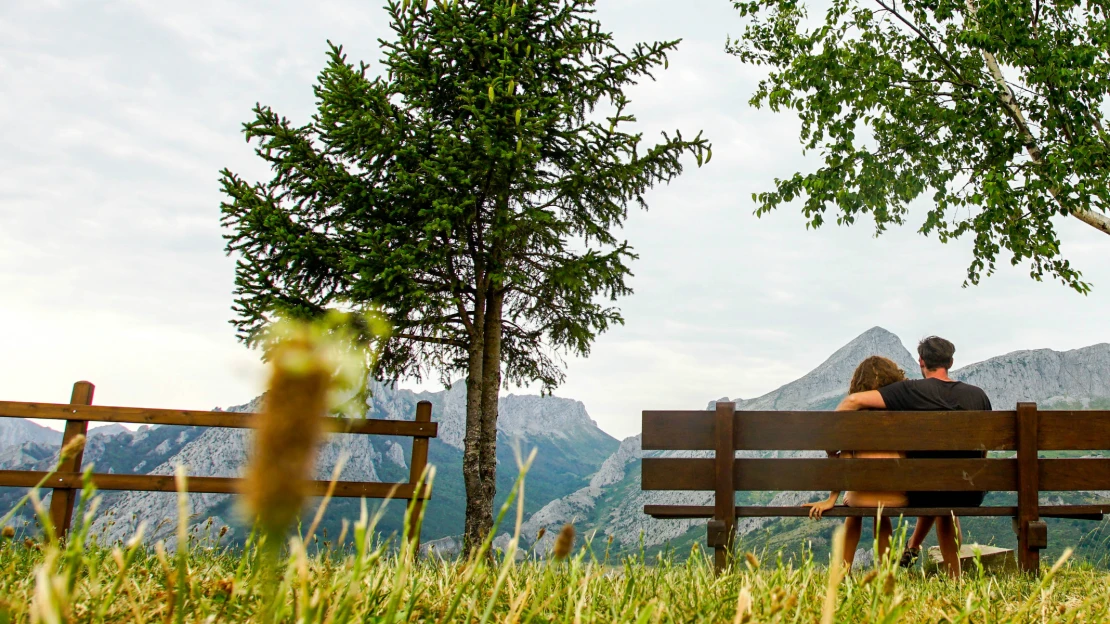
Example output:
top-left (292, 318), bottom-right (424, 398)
top-left (219, 0), bottom-right (710, 552)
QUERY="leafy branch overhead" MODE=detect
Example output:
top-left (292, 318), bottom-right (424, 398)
top-left (729, 0), bottom-right (1110, 292)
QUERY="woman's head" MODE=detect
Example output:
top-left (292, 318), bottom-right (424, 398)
top-left (849, 356), bottom-right (907, 393)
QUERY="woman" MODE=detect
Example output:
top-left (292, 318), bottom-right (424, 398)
top-left (803, 356), bottom-right (909, 569)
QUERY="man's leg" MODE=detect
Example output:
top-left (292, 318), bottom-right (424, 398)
top-left (899, 516), bottom-right (935, 567)
top-left (909, 516), bottom-right (935, 549)
top-left (935, 515), bottom-right (961, 578)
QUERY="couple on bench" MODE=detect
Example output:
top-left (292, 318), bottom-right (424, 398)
top-left (802, 336), bottom-right (992, 577)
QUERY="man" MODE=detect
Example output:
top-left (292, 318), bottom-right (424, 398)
top-left (835, 336), bottom-right (992, 577)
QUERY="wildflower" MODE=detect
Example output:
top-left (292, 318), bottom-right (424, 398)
top-left (745, 552), bottom-right (760, 570)
top-left (859, 569), bottom-right (878, 585)
top-left (552, 523), bottom-right (575, 560)
top-left (215, 578), bottom-right (234, 596)
top-left (23, 538), bottom-right (36, 550)
top-left (882, 573), bottom-right (895, 595)
top-left (1, 526), bottom-right (13, 540)
top-left (240, 328), bottom-right (330, 537)
top-left (60, 434), bottom-right (86, 462)
top-left (218, 526), bottom-right (228, 538)
top-left (535, 527), bottom-right (546, 542)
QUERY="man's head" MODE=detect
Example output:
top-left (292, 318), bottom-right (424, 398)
top-left (917, 336), bottom-right (955, 375)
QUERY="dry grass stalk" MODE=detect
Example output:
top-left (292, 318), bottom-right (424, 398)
top-left (240, 332), bottom-right (330, 537)
top-left (732, 585), bottom-right (752, 624)
top-left (59, 434), bottom-right (85, 462)
top-left (821, 524), bottom-right (848, 624)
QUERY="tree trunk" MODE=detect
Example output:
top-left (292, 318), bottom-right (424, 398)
top-left (478, 289), bottom-right (504, 544)
top-left (461, 301), bottom-right (487, 556)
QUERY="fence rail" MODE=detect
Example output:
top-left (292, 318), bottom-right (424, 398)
top-left (0, 381), bottom-right (438, 547)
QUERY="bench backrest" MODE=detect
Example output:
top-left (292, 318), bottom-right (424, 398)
top-left (642, 405), bottom-right (1110, 494)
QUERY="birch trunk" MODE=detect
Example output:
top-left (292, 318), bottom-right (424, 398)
top-left (967, 0), bottom-right (1110, 235)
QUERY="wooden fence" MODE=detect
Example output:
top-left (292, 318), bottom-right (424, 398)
top-left (0, 381), bottom-right (438, 548)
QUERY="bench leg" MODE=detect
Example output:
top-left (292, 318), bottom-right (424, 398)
top-left (707, 520), bottom-right (733, 574)
top-left (1018, 520), bottom-right (1047, 575)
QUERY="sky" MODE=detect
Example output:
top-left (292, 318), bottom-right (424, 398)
top-left (1, 0), bottom-right (1107, 440)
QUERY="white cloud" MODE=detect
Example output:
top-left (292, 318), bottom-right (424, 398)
top-left (1, 0), bottom-right (1107, 440)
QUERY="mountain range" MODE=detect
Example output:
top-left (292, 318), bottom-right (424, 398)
top-left (2, 327), bottom-right (1108, 560)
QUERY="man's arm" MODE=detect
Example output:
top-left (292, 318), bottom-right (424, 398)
top-left (835, 390), bottom-right (886, 411)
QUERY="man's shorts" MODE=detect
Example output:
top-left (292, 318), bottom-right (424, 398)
top-left (905, 450), bottom-right (987, 508)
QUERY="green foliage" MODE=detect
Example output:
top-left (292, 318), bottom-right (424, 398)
top-left (728, 0), bottom-right (1110, 292)
top-left (219, 0), bottom-right (710, 390)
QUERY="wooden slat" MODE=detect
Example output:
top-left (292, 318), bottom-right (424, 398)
top-left (1041, 458), bottom-right (1110, 491)
top-left (0, 471), bottom-right (426, 499)
top-left (0, 401), bottom-right (437, 437)
top-left (642, 411), bottom-right (717, 450)
top-left (713, 402), bottom-right (736, 571)
top-left (407, 401), bottom-right (433, 548)
top-left (643, 410), bottom-right (1014, 451)
top-left (1040, 411), bottom-right (1110, 450)
top-left (644, 504), bottom-right (1110, 519)
top-left (641, 457), bottom-right (1110, 493)
top-left (1016, 403), bottom-right (1041, 573)
top-left (642, 457), bottom-right (1015, 492)
top-left (48, 382), bottom-right (94, 536)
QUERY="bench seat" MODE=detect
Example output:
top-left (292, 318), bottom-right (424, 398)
top-left (645, 504), bottom-right (1110, 521)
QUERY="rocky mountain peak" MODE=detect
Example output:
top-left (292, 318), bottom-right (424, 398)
top-left (953, 343), bottom-right (1110, 410)
top-left (727, 327), bottom-right (919, 411)
top-left (367, 379), bottom-right (612, 450)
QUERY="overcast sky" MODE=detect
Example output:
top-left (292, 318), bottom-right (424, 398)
top-left (2, 0), bottom-right (1107, 440)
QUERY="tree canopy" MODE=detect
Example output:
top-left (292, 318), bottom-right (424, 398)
top-left (729, 0), bottom-right (1110, 292)
top-left (219, 0), bottom-right (709, 551)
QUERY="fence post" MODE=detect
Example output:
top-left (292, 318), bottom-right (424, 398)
top-left (1016, 402), bottom-right (1045, 575)
top-left (709, 401), bottom-right (737, 574)
top-left (407, 400), bottom-right (433, 553)
top-left (48, 381), bottom-right (94, 538)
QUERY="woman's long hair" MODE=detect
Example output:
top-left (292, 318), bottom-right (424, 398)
top-left (849, 356), bottom-right (907, 393)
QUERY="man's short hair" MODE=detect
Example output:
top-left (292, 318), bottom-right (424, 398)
top-left (918, 336), bottom-right (955, 370)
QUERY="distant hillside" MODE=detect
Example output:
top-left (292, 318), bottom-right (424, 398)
top-left (4, 328), bottom-right (1108, 560)
top-left (0, 382), bottom-right (618, 547)
top-left (524, 328), bottom-right (1110, 563)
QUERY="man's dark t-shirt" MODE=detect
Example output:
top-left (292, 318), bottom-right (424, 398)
top-left (877, 378), bottom-right (993, 507)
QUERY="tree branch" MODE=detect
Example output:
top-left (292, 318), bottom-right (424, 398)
top-left (966, 0), bottom-right (1110, 236)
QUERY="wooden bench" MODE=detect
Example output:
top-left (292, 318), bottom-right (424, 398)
top-left (642, 402), bottom-right (1110, 574)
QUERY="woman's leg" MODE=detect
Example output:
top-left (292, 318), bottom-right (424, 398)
top-left (843, 517), bottom-right (862, 568)
top-left (877, 517), bottom-right (894, 563)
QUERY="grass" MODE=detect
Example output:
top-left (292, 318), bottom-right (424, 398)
top-left (3, 459), bottom-right (1110, 623)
